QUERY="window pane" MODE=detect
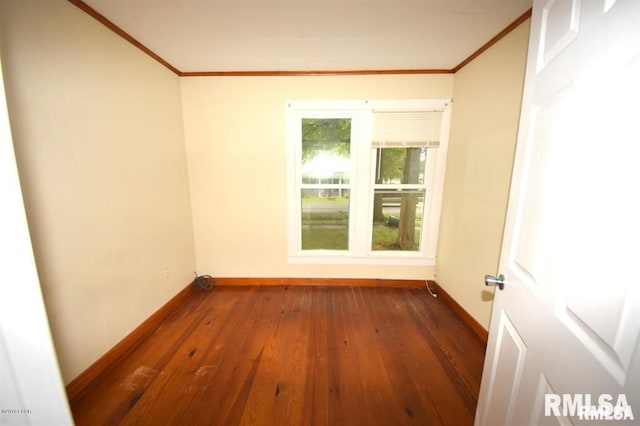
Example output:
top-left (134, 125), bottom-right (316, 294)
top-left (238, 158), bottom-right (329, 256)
top-left (301, 189), bottom-right (349, 250)
top-left (373, 147), bottom-right (426, 184)
top-left (371, 189), bottom-right (425, 251)
top-left (300, 118), bottom-right (351, 251)
top-left (301, 118), bottom-right (351, 184)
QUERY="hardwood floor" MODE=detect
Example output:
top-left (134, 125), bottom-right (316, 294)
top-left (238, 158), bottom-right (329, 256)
top-left (70, 285), bottom-right (486, 425)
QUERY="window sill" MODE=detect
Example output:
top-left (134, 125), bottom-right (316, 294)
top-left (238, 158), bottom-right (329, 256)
top-left (287, 254), bottom-right (436, 266)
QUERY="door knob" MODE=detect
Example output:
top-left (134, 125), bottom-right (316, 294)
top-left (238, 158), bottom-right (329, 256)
top-left (484, 274), bottom-right (506, 290)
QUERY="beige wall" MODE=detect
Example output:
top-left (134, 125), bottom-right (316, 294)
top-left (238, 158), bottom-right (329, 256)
top-left (0, 0), bottom-right (528, 384)
top-left (0, 0), bottom-right (196, 382)
top-left (436, 20), bottom-right (530, 329)
top-left (180, 75), bottom-right (453, 280)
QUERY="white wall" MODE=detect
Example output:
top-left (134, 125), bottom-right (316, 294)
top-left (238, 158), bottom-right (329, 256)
top-left (180, 75), bottom-right (453, 280)
top-left (0, 0), bottom-right (529, 385)
top-left (436, 20), bottom-right (530, 329)
top-left (0, 0), bottom-right (196, 383)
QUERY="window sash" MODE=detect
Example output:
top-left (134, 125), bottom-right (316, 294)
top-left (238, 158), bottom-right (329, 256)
top-left (301, 184), bottom-right (352, 189)
top-left (294, 111), bottom-right (357, 254)
top-left (372, 184), bottom-right (427, 191)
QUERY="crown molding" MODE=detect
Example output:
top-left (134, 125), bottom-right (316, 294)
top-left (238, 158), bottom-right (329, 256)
top-left (68, 0), bottom-right (531, 77)
top-left (452, 8), bottom-right (532, 73)
top-left (180, 69), bottom-right (453, 77)
top-left (67, 0), bottom-right (181, 76)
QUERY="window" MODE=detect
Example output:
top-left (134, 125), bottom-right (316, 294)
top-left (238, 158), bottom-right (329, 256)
top-left (286, 100), bottom-right (451, 265)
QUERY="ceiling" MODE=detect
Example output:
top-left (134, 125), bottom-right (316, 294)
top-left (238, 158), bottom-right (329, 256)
top-left (80, 0), bottom-right (532, 73)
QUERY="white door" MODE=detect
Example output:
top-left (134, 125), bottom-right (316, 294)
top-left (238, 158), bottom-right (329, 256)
top-left (476, 0), bottom-right (640, 424)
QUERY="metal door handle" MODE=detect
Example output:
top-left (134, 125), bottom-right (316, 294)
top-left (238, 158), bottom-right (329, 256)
top-left (484, 274), bottom-right (506, 290)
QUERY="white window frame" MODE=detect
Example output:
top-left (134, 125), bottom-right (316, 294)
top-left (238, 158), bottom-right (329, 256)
top-left (286, 99), bottom-right (452, 266)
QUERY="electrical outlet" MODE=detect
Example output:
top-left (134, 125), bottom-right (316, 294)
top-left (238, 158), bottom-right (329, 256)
top-left (163, 267), bottom-right (170, 280)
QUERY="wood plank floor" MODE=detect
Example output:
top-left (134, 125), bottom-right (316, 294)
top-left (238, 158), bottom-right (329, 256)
top-left (70, 285), bottom-right (486, 425)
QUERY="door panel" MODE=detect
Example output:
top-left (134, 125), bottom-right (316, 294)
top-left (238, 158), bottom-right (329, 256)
top-left (530, 374), bottom-right (573, 425)
top-left (539, 0), bottom-right (580, 70)
top-left (482, 312), bottom-right (528, 426)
